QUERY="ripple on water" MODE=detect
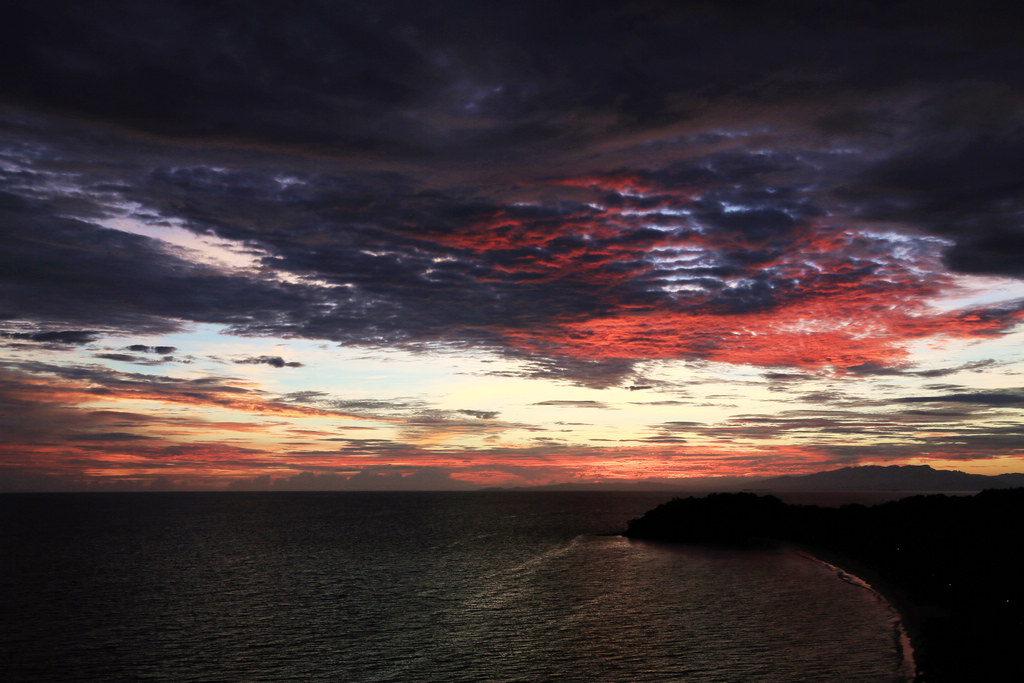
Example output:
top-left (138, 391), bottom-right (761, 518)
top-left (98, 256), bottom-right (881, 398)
top-left (2, 492), bottom-right (907, 681)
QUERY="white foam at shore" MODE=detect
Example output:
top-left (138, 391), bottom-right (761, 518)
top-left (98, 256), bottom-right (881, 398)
top-left (795, 550), bottom-right (918, 682)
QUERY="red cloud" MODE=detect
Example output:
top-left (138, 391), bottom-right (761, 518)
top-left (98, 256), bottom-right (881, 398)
top-left (421, 177), bottom-right (1023, 372)
top-left (503, 294), bottom-right (1023, 371)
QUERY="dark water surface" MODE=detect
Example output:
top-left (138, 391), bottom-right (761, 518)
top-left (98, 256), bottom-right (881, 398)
top-left (1, 492), bottom-right (907, 681)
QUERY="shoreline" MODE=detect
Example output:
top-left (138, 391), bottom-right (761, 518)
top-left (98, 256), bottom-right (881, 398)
top-left (624, 490), bottom-right (1024, 681)
top-left (789, 545), bottom-right (918, 681)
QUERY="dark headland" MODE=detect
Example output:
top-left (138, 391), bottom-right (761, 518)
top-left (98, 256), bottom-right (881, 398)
top-left (624, 488), bottom-right (1024, 682)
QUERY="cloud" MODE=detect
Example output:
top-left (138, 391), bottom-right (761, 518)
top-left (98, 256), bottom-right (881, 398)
top-left (234, 355), bottom-right (304, 369)
top-left (457, 409), bottom-right (499, 419)
top-left (531, 400), bottom-right (610, 409)
top-left (0, 191), bottom-right (333, 336)
top-left (1, 330), bottom-right (99, 345)
top-left (894, 391), bottom-right (1024, 406)
top-left (2, 1), bottom-right (1024, 488)
top-left (72, 432), bottom-right (157, 442)
top-left (848, 359), bottom-right (1002, 378)
top-left (127, 344), bottom-right (177, 354)
top-left (3, 99), bottom-right (1023, 385)
top-left (93, 353), bottom-right (145, 363)
top-left (763, 371), bottom-right (813, 382)
top-left (6, 1), bottom-right (1021, 160)
top-left (1, 360), bottom-right (370, 424)
top-left (834, 85), bottom-right (1024, 279)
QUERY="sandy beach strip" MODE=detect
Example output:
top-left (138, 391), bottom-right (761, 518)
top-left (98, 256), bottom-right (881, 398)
top-left (790, 546), bottom-right (919, 682)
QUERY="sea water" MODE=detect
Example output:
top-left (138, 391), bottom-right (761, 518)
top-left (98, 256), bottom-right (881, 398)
top-left (1, 491), bottom-right (907, 681)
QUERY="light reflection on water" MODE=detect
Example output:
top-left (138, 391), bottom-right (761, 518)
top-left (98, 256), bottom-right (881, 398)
top-left (2, 492), bottom-right (906, 681)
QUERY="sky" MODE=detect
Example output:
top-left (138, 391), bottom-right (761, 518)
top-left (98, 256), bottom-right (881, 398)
top-left (2, 0), bottom-right (1024, 491)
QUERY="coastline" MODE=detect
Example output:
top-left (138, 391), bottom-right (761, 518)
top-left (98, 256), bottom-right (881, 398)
top-left (623, 489), bottom-right (1024, 681)
top-left (788, 544), bottom-right (918, 682)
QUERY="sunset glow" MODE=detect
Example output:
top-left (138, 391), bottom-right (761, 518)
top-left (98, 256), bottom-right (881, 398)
top-left (3, 2), bottom-right (1024, 490)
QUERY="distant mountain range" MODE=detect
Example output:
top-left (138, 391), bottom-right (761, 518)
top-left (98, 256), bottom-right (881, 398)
top-left (504, 464), bottom-right (1024, 493)
top-left (495, 475), bottom-right (754, 493)
top-left (757, 464), bottom-right (1024, 492)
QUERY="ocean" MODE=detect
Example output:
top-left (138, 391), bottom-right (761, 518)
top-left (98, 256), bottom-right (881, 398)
top-left (1, 491), bottom-right (909, 681)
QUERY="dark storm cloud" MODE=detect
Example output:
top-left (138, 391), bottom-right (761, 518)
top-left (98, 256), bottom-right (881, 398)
top-left (1, 0), bottom-right (1023, 388)
top-left (1, 154), bottom-right (530, 348)
top-left (6, 0), bottom-right (1022, 157)
top-left (837, 86), bottom-right (1024, 278)
top-left (0, 0), bottom-right (435, 155)
top-left (0, 133), bottom-right (670, 361)
top-left (0, 187), bottom-right (338, 334)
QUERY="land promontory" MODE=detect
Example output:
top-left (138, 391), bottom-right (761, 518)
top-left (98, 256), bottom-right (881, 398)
top-left (624, 489), bottom-right (1024, 682)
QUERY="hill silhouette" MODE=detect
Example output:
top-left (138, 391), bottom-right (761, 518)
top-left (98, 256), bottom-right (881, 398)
top-left (488, 465), bottom-right (1024, 494)
top-left (624, 489), bottom-right (1024, 682)
top-left (759, 464), bottom-right (1024, 492)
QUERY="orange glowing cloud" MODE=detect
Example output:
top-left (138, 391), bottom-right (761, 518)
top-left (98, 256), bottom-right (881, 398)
top-left (414, 179), bottom-right (1022, 373)
top-left (495, 288), bottom-right (1024, 372)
